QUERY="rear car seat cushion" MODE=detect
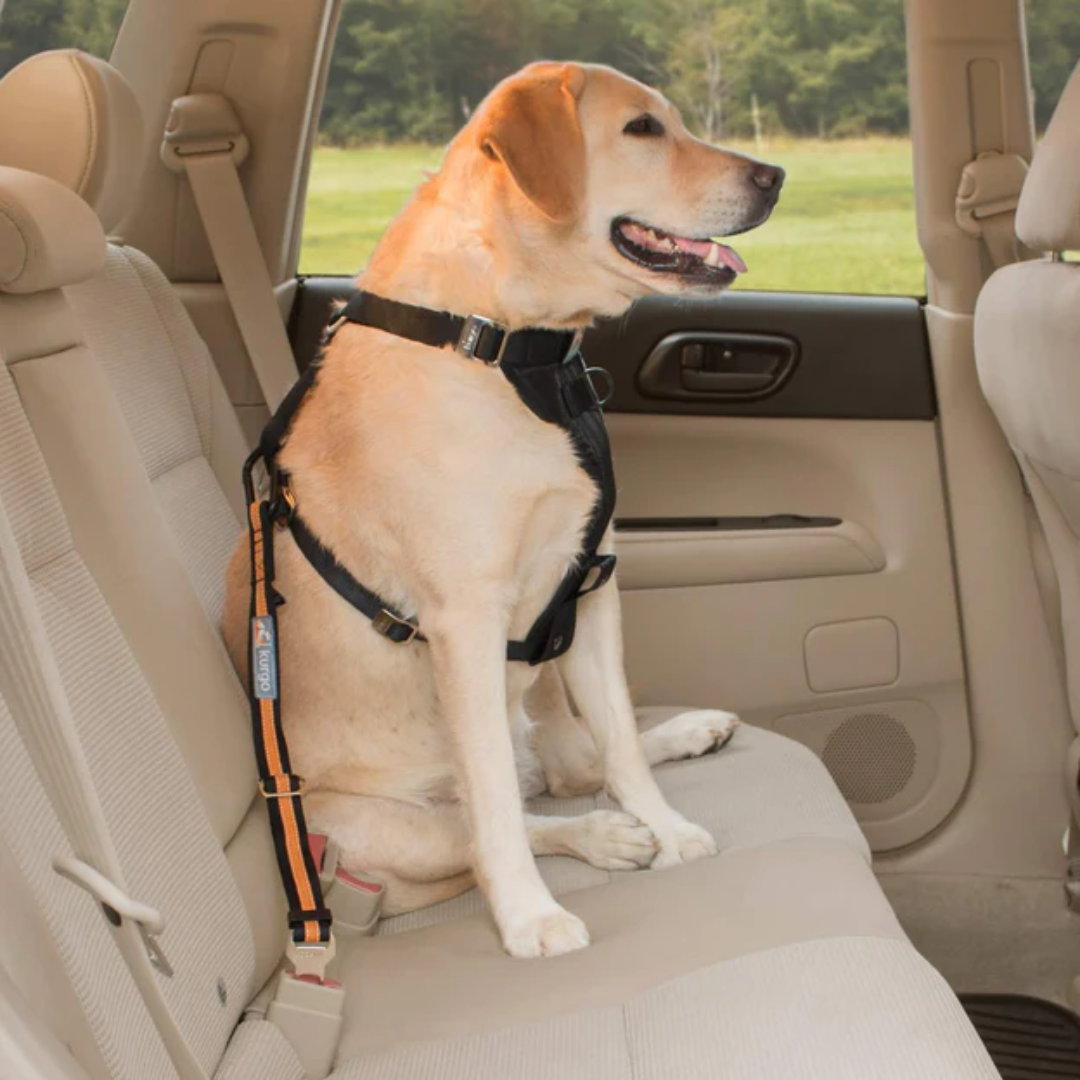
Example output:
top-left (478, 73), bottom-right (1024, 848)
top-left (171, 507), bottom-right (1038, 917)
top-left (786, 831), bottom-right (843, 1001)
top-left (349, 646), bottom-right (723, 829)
top-left (218, 938), bottom-right (998, 1080)
top-left (383, 717), bottom-right (870, 935)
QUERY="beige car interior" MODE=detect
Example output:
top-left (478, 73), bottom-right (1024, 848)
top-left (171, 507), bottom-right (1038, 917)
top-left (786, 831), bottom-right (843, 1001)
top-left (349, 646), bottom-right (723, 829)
top-left (0, 0), bottom-right (1076, 1076)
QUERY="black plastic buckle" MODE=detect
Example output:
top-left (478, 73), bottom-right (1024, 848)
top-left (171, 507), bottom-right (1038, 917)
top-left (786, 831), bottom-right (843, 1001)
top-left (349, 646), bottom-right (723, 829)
top-left (577, 554), bottom-right (617, 598)
top-left (269, 469), bottom-right (297, 527)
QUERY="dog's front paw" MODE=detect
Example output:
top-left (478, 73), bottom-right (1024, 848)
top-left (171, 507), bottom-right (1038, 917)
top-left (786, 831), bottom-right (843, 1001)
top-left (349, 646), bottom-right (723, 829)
top-left (500, 905), bottom-right (590, 959)
top-left (652, 709), bottom-right (740, 762)
top-left (572, 809), bottom-right (658, 871)
top-left (651, 820), bottom-right (718, 870)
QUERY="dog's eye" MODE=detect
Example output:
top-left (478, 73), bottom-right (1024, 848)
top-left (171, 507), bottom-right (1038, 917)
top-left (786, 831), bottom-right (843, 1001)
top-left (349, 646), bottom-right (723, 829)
top-left (623, 114), bottom-right (665, 138)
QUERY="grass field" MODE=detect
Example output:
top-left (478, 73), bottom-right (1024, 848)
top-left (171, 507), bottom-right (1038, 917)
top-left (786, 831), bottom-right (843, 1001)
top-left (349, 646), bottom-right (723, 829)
top-left (300, 137), bottom-right (924, 296)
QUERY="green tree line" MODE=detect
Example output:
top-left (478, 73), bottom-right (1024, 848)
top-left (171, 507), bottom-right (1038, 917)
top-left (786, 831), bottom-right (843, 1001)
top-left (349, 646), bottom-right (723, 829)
top-left (2, 0), bottom-right (1077, 144)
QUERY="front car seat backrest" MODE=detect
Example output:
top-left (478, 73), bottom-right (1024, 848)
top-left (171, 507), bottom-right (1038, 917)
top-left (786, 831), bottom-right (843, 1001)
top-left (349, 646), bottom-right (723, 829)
top-left (975, 60), bottom-right (1080, 732)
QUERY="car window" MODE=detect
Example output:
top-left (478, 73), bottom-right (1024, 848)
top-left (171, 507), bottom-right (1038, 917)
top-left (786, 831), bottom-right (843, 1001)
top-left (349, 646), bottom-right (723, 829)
top-left (303, 0), bottom-right (923, 296)
top-left (1026, 0), bottom-right (1080, 133)
top-left (0, 0), bottom-right (129, 77)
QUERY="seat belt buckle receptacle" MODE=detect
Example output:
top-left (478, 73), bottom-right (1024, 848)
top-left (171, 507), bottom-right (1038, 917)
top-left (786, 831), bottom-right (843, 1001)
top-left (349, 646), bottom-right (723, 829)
top-left (269, 936), bottom-right (344, 1080)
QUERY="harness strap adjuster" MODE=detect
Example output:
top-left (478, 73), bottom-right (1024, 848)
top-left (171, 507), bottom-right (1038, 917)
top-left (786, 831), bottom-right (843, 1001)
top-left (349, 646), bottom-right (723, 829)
top-left (371, 608), bottom-right (423, 644)
top-left (457, 314), bottom-right (508, 365)
top-left (259, 774), bottom-right (306, 799)
top-left (287, 907), bottom-right (335, 931)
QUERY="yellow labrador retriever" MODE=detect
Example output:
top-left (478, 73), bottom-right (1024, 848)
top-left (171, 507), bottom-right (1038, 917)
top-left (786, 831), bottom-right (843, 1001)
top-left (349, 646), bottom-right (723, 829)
top-left (224, 61), bottom-right (782, 958)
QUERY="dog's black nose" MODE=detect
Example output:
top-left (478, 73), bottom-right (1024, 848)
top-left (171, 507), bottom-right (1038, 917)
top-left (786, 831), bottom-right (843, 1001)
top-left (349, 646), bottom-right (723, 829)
top-left (751, 164), bottom-right (785, 193)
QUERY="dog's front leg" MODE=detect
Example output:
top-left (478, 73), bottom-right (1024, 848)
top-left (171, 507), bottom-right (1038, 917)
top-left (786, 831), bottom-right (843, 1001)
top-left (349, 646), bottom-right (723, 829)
top-left (557, 574), bottom-right (718, 869)
top-left (426, 599), bottom-right (589, 957)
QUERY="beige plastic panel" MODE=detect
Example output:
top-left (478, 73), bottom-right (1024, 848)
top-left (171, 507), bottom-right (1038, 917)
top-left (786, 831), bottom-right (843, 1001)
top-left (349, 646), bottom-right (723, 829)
top-left (905, 0), bottom-right (1035, 314)
top-left (616, 519), bottom-right (884, 591)
top-left (608, 412), bottom-right (970, 851)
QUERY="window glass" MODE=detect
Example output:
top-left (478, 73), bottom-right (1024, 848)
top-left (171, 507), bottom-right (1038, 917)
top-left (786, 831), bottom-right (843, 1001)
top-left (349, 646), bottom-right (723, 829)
top-left (303, 0), bottom-right (923, 295)
top-left (0, 0), bottom-right (129, 78)
top-left (1026, 0), bottom-right (1080, 133)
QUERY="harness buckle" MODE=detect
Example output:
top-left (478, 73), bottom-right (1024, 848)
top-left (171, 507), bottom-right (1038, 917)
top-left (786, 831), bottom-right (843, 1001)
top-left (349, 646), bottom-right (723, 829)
top-left (457, 314), bottom-right (508, 365)
top-left (259, 774), bottom-right (306, 799)
top-left (277, 482), bottom-right (297, 524)
top-left (371, 608), bottom-right (422, 644)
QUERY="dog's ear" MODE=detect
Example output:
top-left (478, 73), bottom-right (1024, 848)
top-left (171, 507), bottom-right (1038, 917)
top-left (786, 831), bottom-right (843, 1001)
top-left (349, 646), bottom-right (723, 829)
top-left (480, 63), bottom-right (586, 225)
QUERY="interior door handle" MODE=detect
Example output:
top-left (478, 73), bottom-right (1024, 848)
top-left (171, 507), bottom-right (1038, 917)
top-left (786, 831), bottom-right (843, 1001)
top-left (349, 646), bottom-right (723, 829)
top-left (638, 331), bottom-right (799, 402)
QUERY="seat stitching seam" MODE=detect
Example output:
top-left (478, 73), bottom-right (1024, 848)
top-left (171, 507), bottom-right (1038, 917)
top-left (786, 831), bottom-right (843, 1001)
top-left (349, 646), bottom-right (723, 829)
top-left (0, 206), bottom-right (29, 286)
top-left (620, 1001), bottom-right (638, 1080)
top-left (6, 343), bottom-right (84, 369)
top-left (66, 54), bottom-right (98, 198)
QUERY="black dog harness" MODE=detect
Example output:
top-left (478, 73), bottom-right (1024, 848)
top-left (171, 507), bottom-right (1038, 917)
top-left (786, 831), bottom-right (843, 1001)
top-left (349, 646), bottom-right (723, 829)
top-left (242, 292), bottom-right (617, 953)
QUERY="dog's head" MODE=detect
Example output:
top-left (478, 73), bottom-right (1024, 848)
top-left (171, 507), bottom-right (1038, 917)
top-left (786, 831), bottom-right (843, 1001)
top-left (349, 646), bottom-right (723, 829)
top-left (366, 62), bottom-right (784, 326)
top-left (463, 61), bottom-right (783, 315)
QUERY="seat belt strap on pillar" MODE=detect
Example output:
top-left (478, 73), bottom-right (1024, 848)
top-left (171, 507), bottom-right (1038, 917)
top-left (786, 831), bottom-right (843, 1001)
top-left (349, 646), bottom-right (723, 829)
top-left (955, 151), bottom-right (1032, 270)
top-left (0, 504), bottom-right (208, 1079)
top-left (161, 93), bottom-right (298, 411)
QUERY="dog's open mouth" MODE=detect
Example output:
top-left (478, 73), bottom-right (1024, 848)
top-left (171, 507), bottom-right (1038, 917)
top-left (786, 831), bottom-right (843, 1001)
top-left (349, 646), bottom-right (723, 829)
top-left (611, 217), bottom-right (747, 284)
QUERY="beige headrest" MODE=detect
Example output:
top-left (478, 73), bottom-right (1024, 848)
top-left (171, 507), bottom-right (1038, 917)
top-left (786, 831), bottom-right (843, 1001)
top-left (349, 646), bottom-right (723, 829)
top-left (1017, 61), bottom-right (1080, 254)
top-left (0, 167), bottom-right (106, 294)
top-left (0, 50), bottom-right (144, 236)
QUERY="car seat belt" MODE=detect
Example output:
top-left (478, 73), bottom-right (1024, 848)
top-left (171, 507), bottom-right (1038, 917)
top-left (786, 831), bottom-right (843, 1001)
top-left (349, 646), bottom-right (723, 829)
top-left (0, 502), bottom-right (209, 1079)
top-left (161, 93), bottom-right (298, 412)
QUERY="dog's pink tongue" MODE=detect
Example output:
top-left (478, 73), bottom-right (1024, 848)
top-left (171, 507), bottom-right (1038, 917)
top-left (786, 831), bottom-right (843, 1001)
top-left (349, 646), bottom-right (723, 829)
top-left (673, 236), bottom-right (747, 273)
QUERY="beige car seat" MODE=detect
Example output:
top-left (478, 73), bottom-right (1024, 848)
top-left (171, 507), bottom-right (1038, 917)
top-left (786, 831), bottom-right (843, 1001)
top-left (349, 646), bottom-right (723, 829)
top-left (0, 51), bottom-right (998, 1080)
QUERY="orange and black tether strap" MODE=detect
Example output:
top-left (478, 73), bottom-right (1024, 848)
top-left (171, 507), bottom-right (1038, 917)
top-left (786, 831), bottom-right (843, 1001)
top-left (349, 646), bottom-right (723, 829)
top-left (243, 446), bottom-right (331, 949)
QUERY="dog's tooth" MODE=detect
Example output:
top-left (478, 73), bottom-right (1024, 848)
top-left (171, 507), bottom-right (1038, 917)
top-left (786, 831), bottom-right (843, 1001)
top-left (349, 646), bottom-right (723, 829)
top-left (704, 243), bottom-right (722, 267)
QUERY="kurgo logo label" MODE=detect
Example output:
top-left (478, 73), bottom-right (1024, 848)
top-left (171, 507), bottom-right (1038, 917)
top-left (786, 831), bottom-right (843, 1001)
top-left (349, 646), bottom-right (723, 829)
top-left (461, 323), bottom-right (481, 352)
top-left (251, 616), bottom-right (279, 700)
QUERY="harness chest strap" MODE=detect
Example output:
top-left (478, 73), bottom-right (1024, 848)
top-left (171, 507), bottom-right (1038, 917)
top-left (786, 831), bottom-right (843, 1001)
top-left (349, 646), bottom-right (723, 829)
top-left (265, 291), bottom-right (619, 666)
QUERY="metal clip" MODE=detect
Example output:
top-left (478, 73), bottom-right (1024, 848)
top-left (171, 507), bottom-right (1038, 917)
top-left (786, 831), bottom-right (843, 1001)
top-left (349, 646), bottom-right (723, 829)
top-left (286, 932), bottom-right (337, 982)
top-left (259, 775), bottom-right (306, 799)
top-left (371, 608), bottom-right (421, 644)
top-left (457, 314), bottom-right (508, 365)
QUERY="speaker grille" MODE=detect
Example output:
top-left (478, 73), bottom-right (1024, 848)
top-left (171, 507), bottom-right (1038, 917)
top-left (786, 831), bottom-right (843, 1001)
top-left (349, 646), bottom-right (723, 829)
top-left (822, 712), bottom-right (916, 804)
